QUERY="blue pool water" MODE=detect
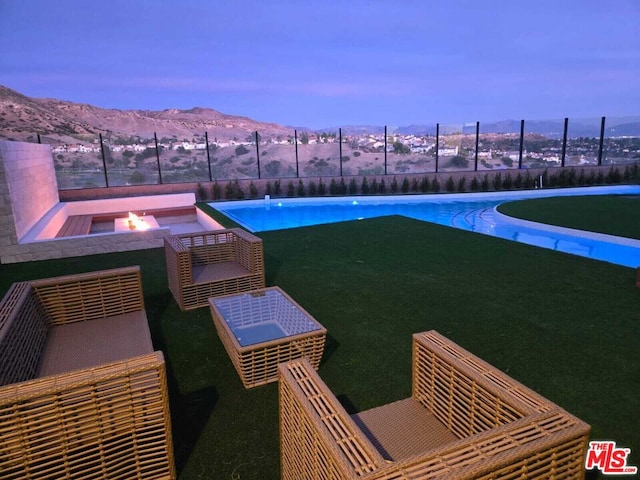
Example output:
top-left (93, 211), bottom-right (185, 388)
top-left (212, 185), bottom-right (640, 268)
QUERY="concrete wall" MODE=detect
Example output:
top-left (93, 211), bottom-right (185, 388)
top-left (0, 229), bottom-right (170, 264)
top-left (0, 141), bottom-right (59, 241)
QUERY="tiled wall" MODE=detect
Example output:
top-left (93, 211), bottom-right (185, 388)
top-left (0, 141), bottom-right (59, 241)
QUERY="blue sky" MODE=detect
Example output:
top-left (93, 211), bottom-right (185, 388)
top-left (1, 0), bottom-right (638, 128)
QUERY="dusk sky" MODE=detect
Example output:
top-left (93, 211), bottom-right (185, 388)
top-left (1, 1), bottom-right (638, 129)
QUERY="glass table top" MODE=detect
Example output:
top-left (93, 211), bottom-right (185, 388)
top-left (211, 288), bottom-right (322, 347)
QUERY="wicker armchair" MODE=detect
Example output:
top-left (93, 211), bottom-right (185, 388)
top-left (164, 228), bottom-right (265, 310)
top-left (279, 330), bottom-right (590, 480)
top-left (0, 266), bottom-right (175, 480)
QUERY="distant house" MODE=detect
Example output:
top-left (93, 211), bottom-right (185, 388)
top-left (172, 142), bottom-right (196, 151)
top-left (438, 146), bottom-right (459, 156)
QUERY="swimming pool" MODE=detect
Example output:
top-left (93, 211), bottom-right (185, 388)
top-left (212, 185), bottom-right (640, 268)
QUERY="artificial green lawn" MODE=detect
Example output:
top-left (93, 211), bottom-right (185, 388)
top-left (1, 203), bottom-right (638, 478)
top-left (498, 194), bottom-right (640, 240)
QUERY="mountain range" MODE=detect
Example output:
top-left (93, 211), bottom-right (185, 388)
top-left (1, 84), bottom-right (639, 144)
top-left (332, 118), bottom-right (640, 138)
top-left (0, 85), bottom-right (292, 144)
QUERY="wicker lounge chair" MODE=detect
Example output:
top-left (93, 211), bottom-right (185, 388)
top-left (279, 330), bottom-right (590, 480)
top-left (164, 228), bottom-right (266, 311)
top-left (0, 266), bottom-right (175, 480)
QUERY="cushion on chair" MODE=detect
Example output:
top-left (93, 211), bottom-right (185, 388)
top-left (351, 397), bottom-right (458, 461)
top-left (38, 311), bottom-right (154, 377)
top-left (191, 261), bottom-right (250, 285)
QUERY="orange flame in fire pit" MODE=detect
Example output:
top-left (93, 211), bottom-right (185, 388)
top-left (127, 212), bottom-right (149, 231)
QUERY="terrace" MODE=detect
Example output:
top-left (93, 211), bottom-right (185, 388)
top-left (0, 138), bottom-right (638, 478)
top-left (0, 141), bottom-right (221, 263)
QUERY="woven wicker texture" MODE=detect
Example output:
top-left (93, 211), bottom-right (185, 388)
top-left (0, 283), bottom-right (48, 386)
top-left (279, 330), bottom-right (590, 480)
top-left (164, 228), bottom-right (265, 310)
top-left (210, 287), bottom-right (326, 388)
top-left (0, 266), bottom-right (175, 480)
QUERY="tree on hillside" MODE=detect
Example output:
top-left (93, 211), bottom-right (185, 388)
top-left (392, 141), bottom-right (410, 154)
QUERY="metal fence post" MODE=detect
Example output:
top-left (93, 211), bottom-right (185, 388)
top-left (99, 133), bottom-right (109, 187)
top-left (435, 123), bottom-right (440, 173)
top-left (474, 121), bottom-right (479, 171)
top-left (518, 119), bottom-right (524, 169)
top-left (255, 131), bottom-right (261, 178)
top-left (561, 118), bottom-right (568, 168)
top-left (384, 125), bottom-right (388, 175)
top-left (154, 132), bottom-right (163, 184)
top-left (205, 131), bottom-right (213, 181)
top-left (598, 116), bottom-right (606, 166)
top-left (294, 130), bottom-right (299, 177)
top-left (339, 128), bottom-right (343, 176)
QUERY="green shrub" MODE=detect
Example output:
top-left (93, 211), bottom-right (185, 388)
top-left (329, 179), bottom-right (338, 195)
top-left (339, 178), bottom-right (347, 194)
top-left (502, 173), bottom-right (513, 190)
top-left (196, 182), bottom-right (207, 201)
top-left (524, 170), bottom-right (534, 188)
top-left (492, 173), bottom-right (502, 190)
top-left (297, 180), bottom-right (306, 196)
top-left (348, 178), bottom-right (358, 194)
top-left (318, 178), bottom-right (326, 195)
top-left (419, 176), bottom-right (430, 192)
top-left (457, 177), bottom-right (467, 192)
top-left (265, 181), bottom-right (273, 196)
top-left (401, 177), bottom-right (410, 193)
top-left (361, 177), bottom-right (370, 194)
top-left (448, 156), bottom-right (469, 169)
top-left (607, 167), bottom-right (621, 183)
top-left (225, 180), bottom-right (245, 199)
top-left (470, 177), bottom-right (480, 192)
top-left (514, 173), bottom-right (523, 189)
top-left (128, 171), bottom-right (146, 184)
top-left (308, 180), bottom-right (317, 196)
top-left (371, 178), bottom-right (378, 193)
top-left (391, 177), bottom-right (399, 193)
top-left (481, 174), bottom-right (489, 191)
top-left (445, 176), bottom-right (455, 192)
top-left (577, 169), bottom-right (587, 185)
top-left (432, 177), bottom-right (440, 193)
top-left (287, 180), bottom-right (295, 197)
top-left (353, 151), bottom-right (361, 157)
top-left (274, 179), bottom-right (282, 196)
top-left (623, 166), bottom-right (630, 182)
top-left (235, 145), bottom-right (250, 156)
top-left (212, 181), bottom-right (221, 200)
top-left (379, 179), bottom-right (386, 194)
top-left (249, 181), bottom-right (258, 198)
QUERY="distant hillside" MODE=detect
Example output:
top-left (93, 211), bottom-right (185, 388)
top-left (397, 118), bottom-right (640, 138)
top-left (1, 85), bottom-right (638, 144)
top-left (0, 85), bottom-right (293, 144)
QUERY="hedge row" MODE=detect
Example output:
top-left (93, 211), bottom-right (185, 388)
top-left (197, 164), bottom-right (639, 201)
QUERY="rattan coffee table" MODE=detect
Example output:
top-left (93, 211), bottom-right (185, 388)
top-left (209, 286), bottom-right (326, 388)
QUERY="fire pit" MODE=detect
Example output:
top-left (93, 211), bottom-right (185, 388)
top-left (114, 212), bottom-right (160, 232)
